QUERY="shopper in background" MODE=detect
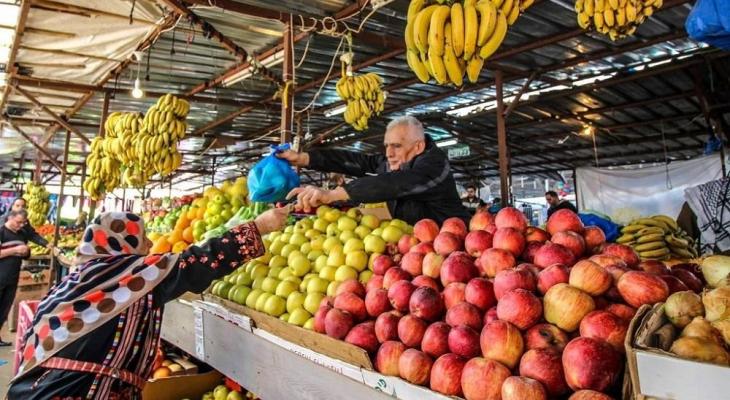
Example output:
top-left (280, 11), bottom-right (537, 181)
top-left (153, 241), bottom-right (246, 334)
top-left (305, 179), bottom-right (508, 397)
top-left (488, 197), bottom-right (502, 214)
top-left (461, 184), bottom-right (485, 215)
top-left (546, 190), bottom-right (578, 217)
top-left (0, 197), bottom-right (48, 247)
top-left (278, 116), bottom-right (470, 224)
top-left (0, 209), bottom-right (31, 346)
top-left (8, 207), bottom-right (289, 400)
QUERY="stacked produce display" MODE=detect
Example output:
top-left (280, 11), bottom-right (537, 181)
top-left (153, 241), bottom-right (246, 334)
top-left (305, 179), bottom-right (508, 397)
top-left (616, 215), bottom-right (698, 260)
top-left (23, 182), bottom-right (50, 227)
top-left (29, 224), bottom-right (82, 257)
top-left (336, 71), bottom-right (386, 131)
top-left (575, 0), bottom-right (664, 40)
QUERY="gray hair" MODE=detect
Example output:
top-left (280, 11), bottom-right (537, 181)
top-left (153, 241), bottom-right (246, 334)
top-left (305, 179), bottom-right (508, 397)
top-left (386, 116), bottom-right (425, 140)
top-left (8, 209), bottom-right (27, 219)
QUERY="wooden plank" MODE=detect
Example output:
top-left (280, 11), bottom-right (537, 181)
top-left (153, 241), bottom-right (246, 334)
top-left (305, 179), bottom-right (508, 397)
top-left (495, 70), bottom-right (511, 204)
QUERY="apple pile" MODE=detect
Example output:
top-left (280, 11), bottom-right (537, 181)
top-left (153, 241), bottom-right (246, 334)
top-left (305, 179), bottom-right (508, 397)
top-left (313, 208), bottom-right (694, 399)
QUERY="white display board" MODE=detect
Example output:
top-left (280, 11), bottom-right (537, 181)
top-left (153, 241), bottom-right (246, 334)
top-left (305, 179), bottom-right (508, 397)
top-left (576, 155), bottom-right (723, 224)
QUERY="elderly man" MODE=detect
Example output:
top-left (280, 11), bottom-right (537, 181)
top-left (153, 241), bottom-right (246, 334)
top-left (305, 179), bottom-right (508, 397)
top-left (0, 197), bottom-right (48, 247)
top-left (279, 116), bottom-right (469, 224)
top-left (0, 209), bottom-right (31, 346)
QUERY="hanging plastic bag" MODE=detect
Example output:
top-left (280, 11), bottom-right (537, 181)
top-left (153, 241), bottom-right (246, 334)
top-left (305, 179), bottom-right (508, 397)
top-left (579, 212), bottom-right (621, 242)
top-left (685, 0), bottom-right (730, 50)
top-left (247, 143), bottom-right (301, 203)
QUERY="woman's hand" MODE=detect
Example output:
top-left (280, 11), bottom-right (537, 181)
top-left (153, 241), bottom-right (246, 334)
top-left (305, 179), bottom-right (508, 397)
top-left (254, 207), bottom-right (290, 235)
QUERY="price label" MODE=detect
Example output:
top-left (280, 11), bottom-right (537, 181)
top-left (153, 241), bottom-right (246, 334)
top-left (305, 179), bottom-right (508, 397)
top-left (193, 306), bottom-right (205, 360)
top-left (361, 369), bottom-right (396, 397)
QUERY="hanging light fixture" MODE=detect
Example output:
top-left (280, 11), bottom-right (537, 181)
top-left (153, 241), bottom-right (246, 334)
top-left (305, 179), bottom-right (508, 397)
top-left (131, 51), bottom-right (144, 99)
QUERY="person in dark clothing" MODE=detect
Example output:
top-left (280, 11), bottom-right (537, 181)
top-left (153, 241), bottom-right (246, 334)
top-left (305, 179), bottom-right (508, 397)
top-left (546, 190), bottom-right (578, 217)
top-left (0, 209), bottom-right (32, 346)
top-left (462, 184), bottom-right (485, 215)
top-left (8, 207), bottom-right (289, 400)
top-left (0, 197), bottom-right (49, 247)
top-left (279, 116), bottom-right (470, 225)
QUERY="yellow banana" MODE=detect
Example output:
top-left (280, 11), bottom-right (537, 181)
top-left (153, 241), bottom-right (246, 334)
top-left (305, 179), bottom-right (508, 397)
top-left (428, 5), bottom-right (451, 57)
top-left (604, 8), bottom-right (615, 26)
top-left (595, 0), bottom-right (605, 12)
top-left (466, 57), bottom-right (484, 83)
top-left (577, 12), bottom-right (591, 28)
top-left (405, 22), bottom-right (417, 52)
top-left (594, 11), bottom-right (604, 30)
top-left (414, 5), bottom-right (439, 53)
top-left (490, 0), bottom-right (505, 8)
top-left (420, 51), bottom-right (434, 77)
top-left (616, 7), bottom-right (626, 25)
top-left (500, 0), bottom-right (514, 15)
top-left (576, 0), bottom-right (585, 12)
top-left (520, 0), bottom-right (534, 10)
top-left (428, 47), bottom-right (448, 84)
top-left (476, 1), bottom-right (497, 47)
top-left (451, 2), bottom-right (465, 57)
top-left (639, 247), bottom-right (670, 259)
top-left (670, 247), bottom-right (694, 259)
top-left (507, 0), bottom-right (520, 25)
top-left (585, 0), bottom-right (594, 14)
top-left (633, 241), bottom-right (667, 252)
top-left (652, 215), bottom-right (678, 231)
top-left (443, 22), bottom-right (463, 86)
top-left (407, 51), bottom-right (430, 83)
top-left (636, 227), bottom-right (666, 236)
top-left (609, 0), bottom-right (619, 8)
top-left (407, 0), bottom-right (427, 24)
top-left (463, 0), bottom-right (479, 60)
top-left (479, 10), bottom-right (507, 60)
top-left (636, 233), bottom-right (665, 244)
top-left (626, 3), bottom-right (636, 22)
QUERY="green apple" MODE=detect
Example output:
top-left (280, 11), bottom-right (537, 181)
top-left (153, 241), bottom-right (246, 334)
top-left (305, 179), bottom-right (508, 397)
top-left (244, 261), bottom-right (256, 274)
top-left (279, 313), bottom-right (290, 322)
top-left (288, 308), bottom-right (312, 327)
top-left (315, 255), bottom-right (328, 272)
top-left (364, 235), bottom-right (386, 254)
top-left (252, 277), bottom-right (265, 290)
top-left (255, 252), bottom-right (271, 264)
top-left (310, 236), bottom-right (325, 251)
top-left (268, 266), bottom-right (283, 278)
top-left (283, 276), bottom-right (302, 286)
top-left (254, 292), bottom-right (272, 312)
top-left (359, 270), bottom-right (373, 283)
top-left (327, 251), bottom-right (346, 267)
top-left (261, 277), bottom-right (280, 294)
top-left (339, 230), bottom-right (357, 243)
top-left (371, 227), bottom-right (384, 237)
top-left (323, 209), bottom-right (341, 223)
top-left (360, 214), bottom-right (380, 230)
top-left (327, 281), bottom-right (340, 297)
top-left (304, 229), bottom-right (320, 239)
top-left (382, 226), bottom-right (404, 244)
top-left (281, 244), bottom-right (298, 258)
top-left (322, 237), bottom-right (343, 254)
top-left (289, 254), bottom-right (311, 277)
top-left (289, 233), bottom-right (307, 247)
top-left (278, 267), bottom-right (294, 280)
top-left (316, 206), bottom-right (331, 219)
top-left (304, 292), bottom-right (325, 314)
top-left (380, 221), bottom-right (390, 229)
top-left (300, 243), bottom-right (313, 255)
top-left (235, 271), bottom-right (252, 286)
top-left (284, 226), bottom-right (294, 234)
top-left (335, 265), bottom-right (358, 282)
top-left (263, 295), bottom-right (286, 316)
top-left (326, 224), bottom-right (341, 237)
top-left (213, 385), bottom-right (229, 399)
top-left (268, 231), bottom-right (282, 242)
top-left (337, 216), bottom-right (358, 232)
top-left (286, 291), bottom-right (306, 313)
top-left (231, 286), bottom-right (251, 305)
top-left (346, 208), bottom-right (361, 220)
top-left (269, 255), bottom-right (287, 269)
top-left (250, 264), bottom-right (269, 280)
top-left (307, 250), bottom-right (324, 262)
top-left (354, 226), bottom-right (372, 239)
top-left (245, 289), bottom-right (263, 308)
top-left (344, 238), bottom-right (365, 253)
top-left (224, 274), bottom-right (237, 284)
top-left (287, 250), bottom-right (304, 266)
top-left (275, 280), bottom-right (298, 298)
top-left (303, 318), bottom-right (315, 330)
top-left (319, 266), bottom-right (337, 281)
top-left (269, 240), bottom-right (284, 256)
top-left (313, 218), bottom-right (329, 232)
top-left (279, 232), bottom-right (292, 243)
top-left (306, 277), bottom-right (329, 294)
top-left (390, 219), bottom-right (409, 231)
top-left (346, 251), bottom-right (368, 272)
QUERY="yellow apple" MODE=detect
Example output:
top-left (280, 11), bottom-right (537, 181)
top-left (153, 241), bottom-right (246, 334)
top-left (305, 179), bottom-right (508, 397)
top-left (275, 280), bottom-right (298, 298)
top-left (287, 291), bottom-right (305, 313)
top-left (343, 238), bottom-right (365, 253)
top-left (335, 266), bottom-right (358, 282)
top-left (319, 266), bottom-right (337, 281)
top-left (306, 277), bottom-right (329, 294)
top-left (288, 308), bottom-right (312, 327)
top-left (263, 295), bottom-right (286, 316)
top-left (304, 292), bottom-right (325, 314)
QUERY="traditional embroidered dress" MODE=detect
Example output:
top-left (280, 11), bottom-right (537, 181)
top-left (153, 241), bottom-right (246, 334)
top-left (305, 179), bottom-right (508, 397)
top-left (8, 212), bottom-right (264, 400)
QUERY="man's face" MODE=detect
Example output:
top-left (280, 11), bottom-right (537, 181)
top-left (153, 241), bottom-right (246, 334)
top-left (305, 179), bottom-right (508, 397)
top-left (6, 214), bottom-right (26, 231)
top-left (546, 194), bottom-right (558, 206)
top-left (11, 199), bottom-right (25, 212)
top-left (383, 125), bottom-right (426, 171)
top-left (467, 188), bottom-right (476, 198)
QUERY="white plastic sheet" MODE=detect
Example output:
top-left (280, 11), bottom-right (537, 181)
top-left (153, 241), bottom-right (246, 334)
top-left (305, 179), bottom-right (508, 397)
top-left (576, 155), bottom-right (723, 224)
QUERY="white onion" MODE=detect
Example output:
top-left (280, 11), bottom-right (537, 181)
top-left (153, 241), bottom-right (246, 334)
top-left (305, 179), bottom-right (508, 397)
top-left (702, 286), bottom-right (730, 322)
top-left (701, 255), bottom-right (730, 288)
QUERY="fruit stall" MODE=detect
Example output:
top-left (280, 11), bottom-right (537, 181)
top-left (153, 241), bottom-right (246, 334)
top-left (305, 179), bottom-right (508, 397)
top-left (1, 0), bottom-right (729, 400)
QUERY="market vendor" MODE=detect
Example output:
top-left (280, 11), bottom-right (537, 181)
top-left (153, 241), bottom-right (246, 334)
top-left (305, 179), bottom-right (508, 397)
top-left (0, 197), bottom-right (49, 247)
top-left (546, 190), bottom-right (578, 217)
top-left (0, 209), bottom-right (32, 347)
top-left (279, 116), bottom-right (470, 225)
top-left (8, 207), bottom-right (289, 400)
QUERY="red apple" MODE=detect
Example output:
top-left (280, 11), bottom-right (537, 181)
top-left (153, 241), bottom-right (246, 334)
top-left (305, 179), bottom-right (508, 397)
top-left (446, 302), bottom-right (483, 330)
top-left (670, 268), bottom-right (703, 293)
top-left (671, 263), bottom-right (705, 284)
top-left (412, 275), bottom-right (439, 291)
top-left (543, 283), bottom-right (596, 332)
top-left (486, 223), bottom-right (497, 234)
top-left (497, 288), bottom-right (543, 330)
top-left (443, 282), bottom-right (467, 309)
top-left (551, 231), bottom-right (586, 258)
top-left (398, 234), bottom-right (418, 255)
top-left (399, 349), bottom-right (433, 385)
top-left (660, 274), bottom-right (690, 294)
top-left (442, 217), bottom-right (468, 239)
top-left (519, 348), bottom-right (569, 397)
top-left (604, 303), bottom-right (637, 322)
top-left (537, 264), bottom-right (570, 295)
top-left (546, 209), bottom-right (584, 235)
top-left (579, 311), bottom-right (629, 353)
top-left (502, 376), bottom-right (547, 400)
top-left (366, 274), bottom-right (384, 293)
top-left (422, 252), bottom-right (444, 279)
top-left (465, 278), bottom-right (497, 311)
top-left (569, 260), bottom-right (612, 296)
top-left (398, 314), bottom-right (428, 348)
top-left (480, 320), bottom-right (524, 369)
top-left (465, 230), bottom-right (493, 257)
top-left (603, 264), bottom-right (630, 284)
top-left (388, 280), bottom-right (416, 312)
top-left (334, 291), bottom-right (367, 321)
top-left (411, 242), bottom-right (434, 255)
top-left (495, 207), bottom-right (528, 232)
top-left (430, 354), bottom-right (466, 396)
top-left (365, 288), bottom-right (391, 317)
top-left (601, 243), bottom-right (640, 269)
top-left (562, 337), bottom-right (622, 392)
top-left (383, 267), bottom-right (411, 289)
top-left (493, 227), bottom-right (527, 257)
top-left (375, 340), bottom-right (407, 376)
top-left (638, 259), bottom-right (671, 275)
top-left (583, 226), bottom-right (606, 252)
top-left (484, 306), bottom-right (498, 325)
top-left (525, 226), bottom-right (550, 243)
top-left (478, 248), bottom-right (517, 278)
top-left (494, 267), bottom-right (537, 299)
top-left (422, 322), bottom-right (451, 358)
top-left (319, 296), bottom-right (335, 309)
top-left (401, 251), bottom-right (425, 277)
top-left (589, 254), bottom-right (628, 270)
top-left (470, 210), bottom-right (495, 231)
top-left (409, 286), bottom-right (444, 322)
top-left (533, 242), bottom-right (575, 269)
top-left (448, 325), bottom-right (481, 358)
top-left (374, 311), bottom-right (401, 343)
top-left (524, 323), bottom-right (569, 352)
top-left (414, 219), bottom-right (439, 243)
top-left (314, 304), bottom-right (332, 334)
top-left (617, 271), bottom-right (669, 308)
top-left (434, 232), bottom-right (463, 255)
top-left (522, 241), bottom-right (544, 263)
top-left (440, 252), bottom-right (478, 286)
top-left (519, 263), bottom-right (542, 278)
top-left (345, 321), bottom-right (379, 353)
top-left (593, 296), bottom-right (610, 310)
top-left (569, 390), bottom-right (614, 400)
top-left (324, 308), bottom-right (354, 339)
top-left (335, 279), bottom-right (366, 298)
top-left (372, 255), bottom-right (395, 276)
top-left (461, 358), bottom-right (511, 400)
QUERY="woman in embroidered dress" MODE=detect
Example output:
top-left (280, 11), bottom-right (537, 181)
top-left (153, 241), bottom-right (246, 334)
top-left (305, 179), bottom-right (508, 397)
top-left (8, 207), bottom-right (288, 400)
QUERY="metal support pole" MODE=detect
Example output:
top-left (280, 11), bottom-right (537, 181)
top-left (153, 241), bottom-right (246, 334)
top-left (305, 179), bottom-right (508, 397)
top-left (79, 163), bottom-right (86, 215)
top-left (495, 70), bottom-right (511, 205)
top-left (280, 20), bottom-right (294, 144)
top-left (99, 91), bottom-right (111, 138)
top-left (51, 130), bottom-right (71, 284)
top-left (572, 167), bottom-right (580, 212)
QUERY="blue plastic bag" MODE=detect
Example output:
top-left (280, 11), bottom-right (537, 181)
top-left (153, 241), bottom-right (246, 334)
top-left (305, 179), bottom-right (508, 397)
top-left (579, 213), bottom-right (621, 242)
top-left (686, 0), bottom-right (730, 50)
top-left (247, 143), bottom-right (300, 203)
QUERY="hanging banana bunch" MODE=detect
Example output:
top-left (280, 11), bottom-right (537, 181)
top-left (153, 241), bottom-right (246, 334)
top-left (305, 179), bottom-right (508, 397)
top-left (575, 0), bottom-right (663, 41)
top-left (335, 63), bottom-right (386, 131)
top-left (404, 0), bottom-right (532, 86)
top-left (22, 182), bottom-right (50, 227)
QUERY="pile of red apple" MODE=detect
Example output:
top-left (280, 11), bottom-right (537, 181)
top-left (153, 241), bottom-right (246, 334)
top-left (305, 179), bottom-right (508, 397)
top-left (311, 208), bottom-right (703, 400)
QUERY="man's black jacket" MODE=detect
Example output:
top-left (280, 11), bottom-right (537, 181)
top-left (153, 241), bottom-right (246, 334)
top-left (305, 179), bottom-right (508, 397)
top-left (308, 137), bottom-right (470, 225)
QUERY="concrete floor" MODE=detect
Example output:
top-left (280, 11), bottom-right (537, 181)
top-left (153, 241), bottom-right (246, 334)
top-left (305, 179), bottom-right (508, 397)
top-left (0, 325), bottom-right (16, 398)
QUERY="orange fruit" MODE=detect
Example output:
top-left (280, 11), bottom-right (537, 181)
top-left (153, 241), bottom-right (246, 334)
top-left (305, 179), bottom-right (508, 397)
top-left (182, 226), bottom-right (194, 243)
top-left (196, 207), bottom-right (205, 219)
top-left (175, 214), bottom-right (190, 230)
top-left (152, 367), bottom-right (171, 379)
top-left (167, 229), bottom-right (183, 245)
top-left (151, 236), bottom-right (172, 253)
top-left (172, 241), bottom-right (188, 253)
top-left (186, 208), bottom-right (198, 221)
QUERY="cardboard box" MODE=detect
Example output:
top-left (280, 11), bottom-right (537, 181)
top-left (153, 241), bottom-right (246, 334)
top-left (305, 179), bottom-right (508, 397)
top-left (626, 303), bottom-right (730, 400)
top-left (142, 369), bottom-right (223, 400)
top-left (358, 206), bottom-right (392, 221)
top-left (17, 268), bottom-right (51, 287)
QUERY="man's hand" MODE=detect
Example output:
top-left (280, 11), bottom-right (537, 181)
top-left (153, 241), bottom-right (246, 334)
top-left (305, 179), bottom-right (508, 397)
top-left (287, 186), bottom-right (350, 212)
top-left (276, 150), bottom-right (310, 167)
top-left (15, 244), bottom-right (30, 257)
top-left (254, 207), bottom-right (290, 235)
